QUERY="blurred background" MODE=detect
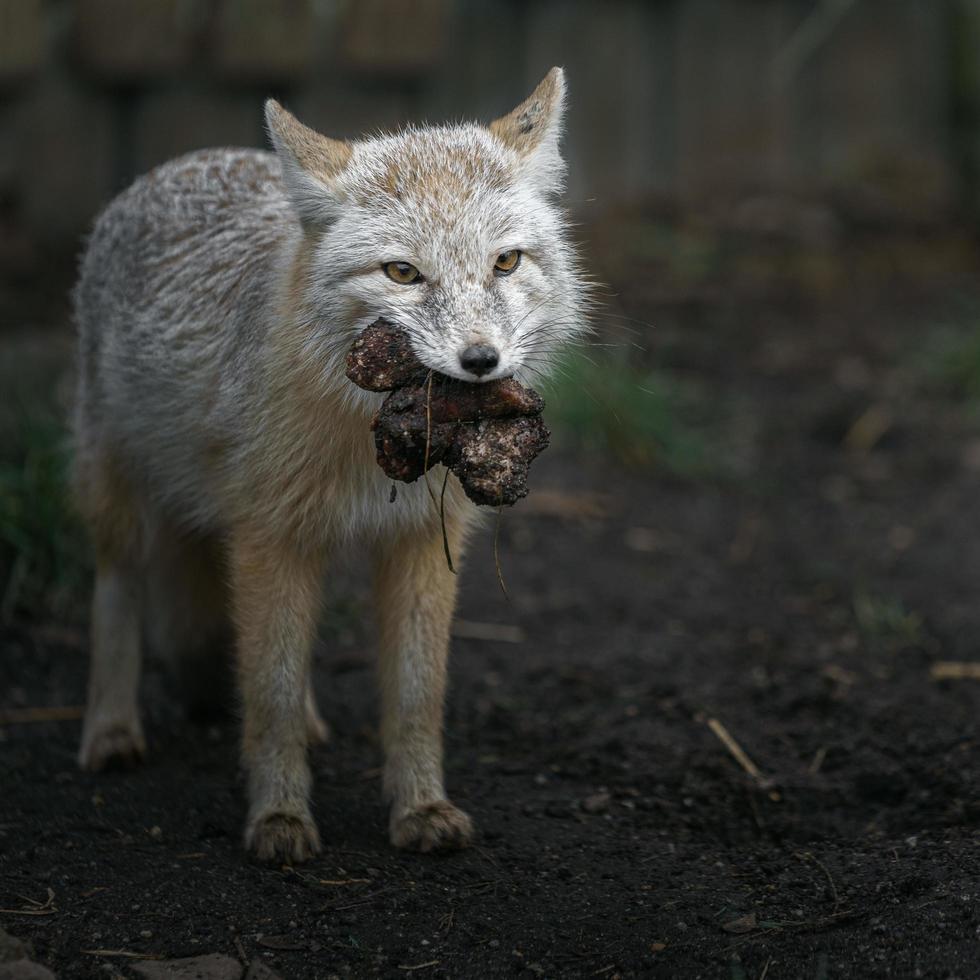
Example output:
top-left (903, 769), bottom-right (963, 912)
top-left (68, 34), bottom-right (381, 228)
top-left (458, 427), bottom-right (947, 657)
top-left (0, 0), bottom-right (977, 276)
top-left (3, 4), bottom-right (980, 975)
top-left (0, 0), bottom-right (980, 617)
top-left (5, 0), bottom-right (980, 617)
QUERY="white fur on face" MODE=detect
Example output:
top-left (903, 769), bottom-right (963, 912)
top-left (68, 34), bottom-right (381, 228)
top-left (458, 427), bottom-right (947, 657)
top-left (298, 123), bottom-right (588, 385)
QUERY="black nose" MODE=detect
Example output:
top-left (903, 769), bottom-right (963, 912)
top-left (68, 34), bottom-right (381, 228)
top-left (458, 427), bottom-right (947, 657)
top-left (459, 344), bottom-right (499, 377)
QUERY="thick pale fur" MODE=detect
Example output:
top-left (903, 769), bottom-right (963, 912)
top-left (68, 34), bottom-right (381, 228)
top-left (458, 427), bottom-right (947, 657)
top-left (73, 67), bottom-right (588, 861)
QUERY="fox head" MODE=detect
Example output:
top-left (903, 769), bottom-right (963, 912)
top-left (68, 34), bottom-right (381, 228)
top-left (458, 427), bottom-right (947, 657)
top-left (265, 68), bottom-right (588, 388)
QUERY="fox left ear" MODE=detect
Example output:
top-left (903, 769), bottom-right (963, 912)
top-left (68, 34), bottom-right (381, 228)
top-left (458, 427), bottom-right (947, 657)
top-left (265, 99), bottom-right (352, 227)
top-left (489, 67), bottom-right (567, 195)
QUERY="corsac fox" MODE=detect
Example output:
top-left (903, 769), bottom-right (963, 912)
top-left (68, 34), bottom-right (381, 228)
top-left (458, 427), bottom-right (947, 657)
top-left (72, 68), bottom-right (588, 862)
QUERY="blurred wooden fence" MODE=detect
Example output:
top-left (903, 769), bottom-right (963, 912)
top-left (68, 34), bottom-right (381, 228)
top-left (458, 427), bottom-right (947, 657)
top-left (0, 0), bottom-right (977, 248)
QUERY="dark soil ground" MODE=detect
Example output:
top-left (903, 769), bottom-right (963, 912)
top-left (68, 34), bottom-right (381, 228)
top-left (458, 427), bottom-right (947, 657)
top-left (3, 221), bottom-right (980, 979)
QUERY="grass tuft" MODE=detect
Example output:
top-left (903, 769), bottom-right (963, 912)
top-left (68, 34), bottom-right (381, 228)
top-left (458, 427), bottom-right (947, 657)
top-left (932, 329), bottom-right (980, 403)
top-left (852, 590), bottom-right (924, 654)
top-left (540, 349), bottom-right (715, 477)
top-left (0, 405), bottom-right (87, 622)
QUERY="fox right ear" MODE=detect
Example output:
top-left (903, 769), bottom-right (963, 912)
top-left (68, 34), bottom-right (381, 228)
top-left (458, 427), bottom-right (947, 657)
top-left (265, 100), bottom-right (352, 226)
top-left (489, 68), bottom-right (567, 195)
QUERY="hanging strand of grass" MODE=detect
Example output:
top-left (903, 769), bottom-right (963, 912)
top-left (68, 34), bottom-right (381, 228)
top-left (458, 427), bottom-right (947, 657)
top-left (439, 464), bottom-right (456, 574)
top-left (423, 369), bottom-right (454, 574)
top-left (493, 504), bottom-right (509, 600)
top-left (421, 370), bottom-right (437, 505)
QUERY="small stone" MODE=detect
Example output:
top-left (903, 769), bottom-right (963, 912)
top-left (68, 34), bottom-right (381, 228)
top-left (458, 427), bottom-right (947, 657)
top-left (148, 825), bottom-right (163, 840)
top-left (581, 791), bottom-right (611, 814)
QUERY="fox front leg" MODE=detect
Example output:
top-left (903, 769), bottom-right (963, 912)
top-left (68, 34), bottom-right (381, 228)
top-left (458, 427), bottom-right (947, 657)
top-left (229, 529), bottom-right (325, 863)
top-left (374, 514), bottom-right (474, 852)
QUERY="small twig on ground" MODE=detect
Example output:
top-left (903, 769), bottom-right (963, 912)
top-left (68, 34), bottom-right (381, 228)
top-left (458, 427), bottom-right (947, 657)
top-left (931, 661), bottom-right (980, 681)
top-left (233, 936), bottom-right (248, 965)
top-left (842, 403), bottom-right (892, 454)
top-left (706, 717), bottom-right (778, 799)
top-left (808, 746), bottom-right (827, 775)
top-left (758, 958), bottom-right (772, 980)
top-left (0, 706), bottom-right (84, 725)
top-left (16, 888), bottom-right (55, 910)
top-left (0, 888), bottom-right (56, 915)
top-left (398, 961), bottom-right (440, 972)
top-left (81, 950), bottom-right (164, 959)
top-left (795, 850), bottom-right (841, 911)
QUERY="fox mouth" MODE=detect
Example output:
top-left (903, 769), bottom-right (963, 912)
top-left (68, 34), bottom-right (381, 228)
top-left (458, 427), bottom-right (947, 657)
top-left (359, 317), bottom-right (513, 384)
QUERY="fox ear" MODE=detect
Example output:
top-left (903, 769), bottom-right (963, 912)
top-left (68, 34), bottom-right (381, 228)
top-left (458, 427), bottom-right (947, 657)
top-left (265, 99), bottom-right (352, 226)
top-left (489, 67), bottom-right (567, 194)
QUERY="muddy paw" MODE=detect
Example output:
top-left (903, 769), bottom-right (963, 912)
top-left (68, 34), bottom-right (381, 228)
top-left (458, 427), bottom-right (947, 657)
top-left (246, 812), bottom-right (322, 864)
top-left (78, 721), bottom-right (146, 772)
top-left (390, 800), bottom-right (473, 853)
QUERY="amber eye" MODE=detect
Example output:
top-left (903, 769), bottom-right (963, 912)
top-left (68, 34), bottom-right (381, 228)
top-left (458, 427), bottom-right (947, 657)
top-left (494, 250), bottom-right (521, 276)
top-left (383, 261), bottom-right (422, 285)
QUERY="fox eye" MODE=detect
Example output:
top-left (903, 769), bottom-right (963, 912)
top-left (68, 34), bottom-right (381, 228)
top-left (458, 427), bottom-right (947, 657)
top-left (494, 250), bottom-right (521, 276)
top-left (383, 261), bottom-right (422, 285)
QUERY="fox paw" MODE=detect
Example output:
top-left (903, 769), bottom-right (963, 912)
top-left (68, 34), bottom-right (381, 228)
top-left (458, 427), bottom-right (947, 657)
top-left (78, 720), bottom-right (145, 772)
top-left (390, 800), bottom-right (473, 853)
top-left (246, 811), bottom-right (321, 864)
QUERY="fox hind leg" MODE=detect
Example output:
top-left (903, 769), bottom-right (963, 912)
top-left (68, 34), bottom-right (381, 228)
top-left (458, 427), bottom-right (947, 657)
top-left (76, 452), bottom-right (146, 771)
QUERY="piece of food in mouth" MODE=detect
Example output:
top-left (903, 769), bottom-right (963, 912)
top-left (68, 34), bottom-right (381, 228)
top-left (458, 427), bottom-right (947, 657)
top-left (345, 319), bottom-right (429, 392)
top-left (448, 415), bottom-right (551, 507)
top-left (345, 319), bottom-right (550, 506)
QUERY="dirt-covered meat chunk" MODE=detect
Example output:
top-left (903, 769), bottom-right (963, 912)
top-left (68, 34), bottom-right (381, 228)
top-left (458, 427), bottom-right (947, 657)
top-left (345, 318), bottom-right (428, 392)
top-left (449, 416), bottom-right (550, 506)
top-left (346, 319), bottom-right (550, 506)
